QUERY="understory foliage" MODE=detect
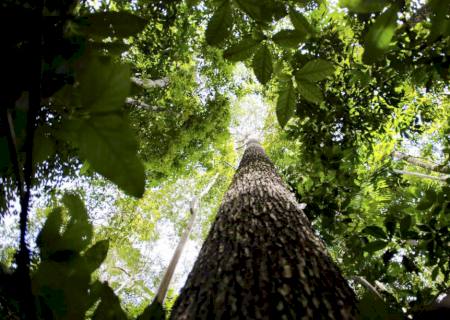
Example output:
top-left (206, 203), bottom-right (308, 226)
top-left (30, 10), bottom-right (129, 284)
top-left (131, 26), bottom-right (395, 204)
top-left (0, 0), bottom-right (449, 319)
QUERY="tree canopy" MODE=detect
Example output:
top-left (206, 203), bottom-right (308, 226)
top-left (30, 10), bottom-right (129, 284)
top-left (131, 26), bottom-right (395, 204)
top-left (0, 0), bottom-right (449, 318)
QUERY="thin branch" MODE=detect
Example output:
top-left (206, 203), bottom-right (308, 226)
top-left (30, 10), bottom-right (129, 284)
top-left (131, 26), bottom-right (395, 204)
top-left (131, 76), bottom-right (169, 89)
top-left (154, 174), bottom-right (219, 304)
top-left (393, 151), bottom-right (450, 174)
top-left (125, 97), bottom-right (165, 112)
top-left (352, 276), bottom-right (383, 300)
top-left (394, 169), bottom-right (449, 182)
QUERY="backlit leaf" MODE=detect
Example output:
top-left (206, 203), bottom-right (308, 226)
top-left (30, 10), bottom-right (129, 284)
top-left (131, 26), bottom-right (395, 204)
top-left (289, 9), bottom-right (315, 35)
top-left (295, 59), bottom-right (335, 82)
top-left (296, 80), bottom-right (323, 104)
top-left (62, 114), bottom-right (145, 198)
top-left (362, 225), bottom-right (387, 239)
top-left (340, 0), bottom-right (389, 13)
top-left (81, 12), bottom-right (147, 38)
top-left (223, 37), bottom-right (261, 61)
top-left (272, 29), bottom-right (306, 48)
top-left (362, 5), bottom-right (399, 64)
top-left (276, 76), bottom-right (296, 128)
top-left (205, 1), bottom-right (233, 46)
top-left (252, 45), bottom-right (273, 85)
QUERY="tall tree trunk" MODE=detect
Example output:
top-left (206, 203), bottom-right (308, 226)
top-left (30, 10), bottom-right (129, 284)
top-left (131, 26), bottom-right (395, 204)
top-left (170, 140), bottom-right (357, 319)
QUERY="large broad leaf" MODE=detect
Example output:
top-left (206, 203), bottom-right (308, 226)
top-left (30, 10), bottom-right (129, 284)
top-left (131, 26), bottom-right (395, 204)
top-left (84, 240), bottom-right (109, 272)
top-left (78, 57), bottom-right (131, 113)
top-left (276, 76), bottom-right (296, 128)
top-left (137, 300), bottom-right (166, 320)
top-left (289, 9), bottom-right (315, 35)
top-left (62, 114), bottom-right (145, 198)
top-left (81, 12), bottom-right (147, 38)
top-left (400, 215), bottom-right (412, 237)
top-left (61, 193), bottom-right (93, 252)
top-left (205, 1), bottom-right (233, 46)
top-left (295, 59), bottom-right (335, 82)
top-left (296, 80), bottom-right (323, 104)
top-left (362, 225), bottom-right (387, 239)
top-left (252, 45), bottom-right (273, 85)
top-left (429, 0), bottom-right (450, 40)
top-left (223, 37), bottom-right (261, 61)
top-left (272, 29), bottom-right (306, 48)
top-left (235, 0), bottom-right (271, 22)
top-left (362, 5), bottom-right (399, 64)
top-left (36, 207), bottom-right (63, 259)
top-left (340, 0), bottom-right (389, 13)
top-left (93, 282), bottom-right (128, 320)
top-left (365, 240), bottom-right (388, 252)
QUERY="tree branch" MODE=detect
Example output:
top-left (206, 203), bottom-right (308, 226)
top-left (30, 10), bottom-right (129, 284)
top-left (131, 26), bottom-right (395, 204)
top-left (393, 151), bottom-right (450, 174)
top-left (393, 169), bottom-right (449, 181)
top-left (154, 174), bottom-right (219, 304)
top-left (352, 276), bottom-right (383, 300)
top-left (125, 97), bottom-right (166, 112)
top-left (131, 76), bottom-right (169, 89)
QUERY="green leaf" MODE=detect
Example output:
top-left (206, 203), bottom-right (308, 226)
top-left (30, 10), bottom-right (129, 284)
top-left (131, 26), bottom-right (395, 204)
top-left (276, 76), bottom-right (296, 128)
top-left (417, 189), bottom-right (437, 210)
top-left (81, 12), bottom-right (147, 38)
top-left (223, 37), bottom-right (261, 61)
top-left (296, 80), bottom-right (323, 104)
top-left (295, 59), bottom-right (335, 82)
top-left (365, 240), bottom-right (388, 252)
top-left (84, 240), bottom-right (109, 272)
top-left (62, 114), bottom-right (145, 198)
top-left (384, 215), bottom-right (396, 237)
top-left (289, 9), bottom-right (314, 35)
top-left (205, 1), bottom-right (233, 46)
top-left (61, 193), bottom-right (93, 252)
top-left (37, 207), bottom-right (63, 259)
top-left (272, 29), bottom-right (306, 48)
top-left (362, 225), bottom-right (387, 239)
top-left (429, 0), bottom-right (450, 40)
top-left (400, 215), bottom-right (412, 236)
top-left (362, 5), bottom-right (399, 64)
top-left (93, 282), bottom-right (128, 320)
top-left (252, 45), bottom-right (273, 85)
top-left (340, 0), bottom-right (389, 13)
top-left (235, 0), bottom-right (270, 22)
top-left (78, 57), bottom-right (131, 113)
top-left (33, 127), bottom-right (56, 165)
top-left (137, 300), bottom-right (166, 320)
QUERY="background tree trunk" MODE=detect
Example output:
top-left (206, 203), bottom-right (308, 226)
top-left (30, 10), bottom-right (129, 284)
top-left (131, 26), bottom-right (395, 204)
top-left (170, 140), bottom-right (357, 319)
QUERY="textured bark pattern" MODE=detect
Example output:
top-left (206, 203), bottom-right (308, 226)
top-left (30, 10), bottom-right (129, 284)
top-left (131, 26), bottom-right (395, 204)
top-left (170, 141), bottom-right (357, 319)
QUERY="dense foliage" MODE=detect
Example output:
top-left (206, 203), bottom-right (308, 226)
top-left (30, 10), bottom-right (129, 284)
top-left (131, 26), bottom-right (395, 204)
top-left (0, 0), bottom-right (449, 318)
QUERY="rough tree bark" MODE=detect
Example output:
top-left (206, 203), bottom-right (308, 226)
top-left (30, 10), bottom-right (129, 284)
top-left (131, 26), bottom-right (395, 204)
top-left (170, 140), bottom-right (357, 319)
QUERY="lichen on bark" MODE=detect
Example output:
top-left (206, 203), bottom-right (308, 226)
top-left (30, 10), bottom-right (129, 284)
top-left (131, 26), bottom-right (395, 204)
top-left (170, 140), bottom-right (357, 319)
